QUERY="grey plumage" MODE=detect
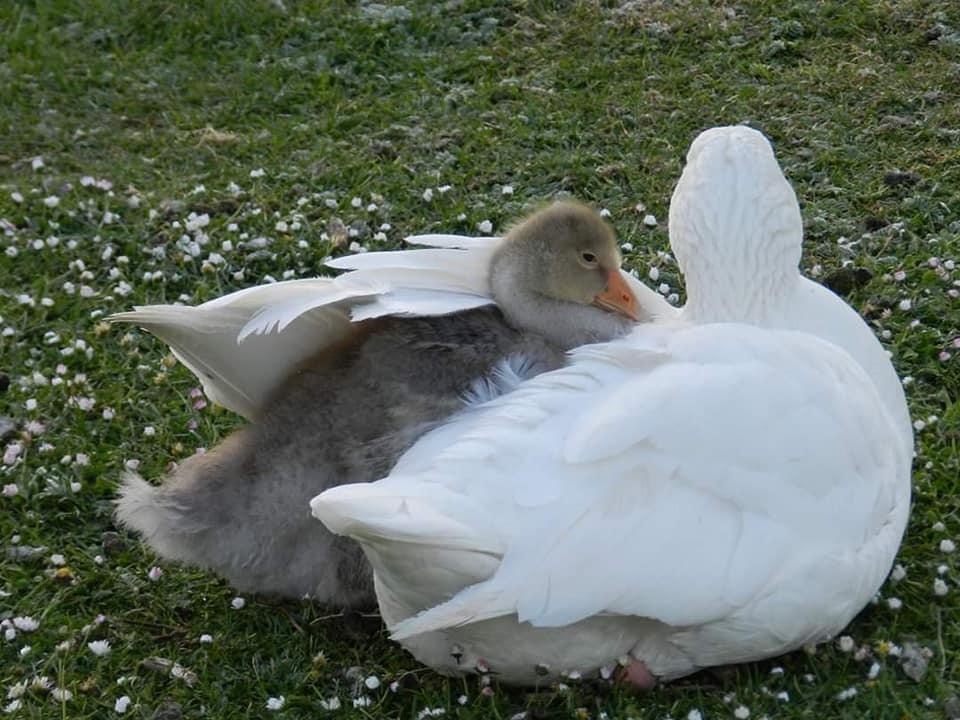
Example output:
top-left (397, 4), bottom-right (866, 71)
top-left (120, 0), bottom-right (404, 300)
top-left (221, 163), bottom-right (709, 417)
top-left (117, 309), bottom-right (564, 606)
top-left (115, 201), bottom-right (639, 607)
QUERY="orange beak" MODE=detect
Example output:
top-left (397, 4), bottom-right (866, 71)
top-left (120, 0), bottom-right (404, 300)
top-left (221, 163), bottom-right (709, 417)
top-left (592, 269), bottom-right (642, 321)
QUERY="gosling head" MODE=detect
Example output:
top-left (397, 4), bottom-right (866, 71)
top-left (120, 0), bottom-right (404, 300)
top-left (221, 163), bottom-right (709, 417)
top-left (489, 201), bottom-right (642, 349)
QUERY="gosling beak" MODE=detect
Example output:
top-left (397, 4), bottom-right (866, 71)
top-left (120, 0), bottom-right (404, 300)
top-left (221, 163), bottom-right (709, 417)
top-left (592, 270), bottom-right (642, 321)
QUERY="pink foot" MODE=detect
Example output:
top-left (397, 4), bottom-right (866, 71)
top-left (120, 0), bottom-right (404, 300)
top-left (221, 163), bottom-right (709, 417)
top-left (616, 659), bottom-right (657, 691)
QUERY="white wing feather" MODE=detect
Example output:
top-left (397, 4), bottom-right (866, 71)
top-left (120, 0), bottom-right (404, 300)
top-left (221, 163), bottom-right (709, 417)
top-left (238, 243), bottom-right (501, 338)
top-left (312, 323), bottom-right (906, 642)
top-left (403, 234), bottom-right (501, 249)
top-left (109, 280), bottom-right (353, 420)
top-left (109, 241), bottom-right (502, 418)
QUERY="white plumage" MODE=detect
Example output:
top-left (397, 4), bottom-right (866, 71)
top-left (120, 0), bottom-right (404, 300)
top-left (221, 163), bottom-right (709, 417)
top-left (311, 126), bottom-right (913, 684)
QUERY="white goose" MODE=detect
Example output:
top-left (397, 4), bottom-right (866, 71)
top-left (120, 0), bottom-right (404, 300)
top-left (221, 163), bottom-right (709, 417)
top-left (311, 126), bottom-right (913, 686)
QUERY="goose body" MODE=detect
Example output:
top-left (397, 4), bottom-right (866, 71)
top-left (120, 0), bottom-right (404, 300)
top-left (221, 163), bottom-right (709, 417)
top-left (311, 127), bottom-right (913, 682)
top-left (113, 203), bottom-right (670, 604)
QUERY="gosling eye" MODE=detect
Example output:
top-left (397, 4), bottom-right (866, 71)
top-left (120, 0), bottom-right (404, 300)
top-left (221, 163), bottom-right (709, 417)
top-left (579, 251), bottom-right (598, 268)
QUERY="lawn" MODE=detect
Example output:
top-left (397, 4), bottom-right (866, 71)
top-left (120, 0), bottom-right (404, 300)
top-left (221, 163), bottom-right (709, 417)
top-left (1, 0), bottom-right (959, 717)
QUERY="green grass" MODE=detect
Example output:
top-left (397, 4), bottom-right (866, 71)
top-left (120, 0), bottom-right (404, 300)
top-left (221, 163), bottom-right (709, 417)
top-left (1, 0), bottom-right (959, 717)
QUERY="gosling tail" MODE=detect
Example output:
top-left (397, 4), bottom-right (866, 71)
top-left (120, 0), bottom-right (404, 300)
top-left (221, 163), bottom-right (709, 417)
top-left (114, 471), bottom-right (200, 562)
